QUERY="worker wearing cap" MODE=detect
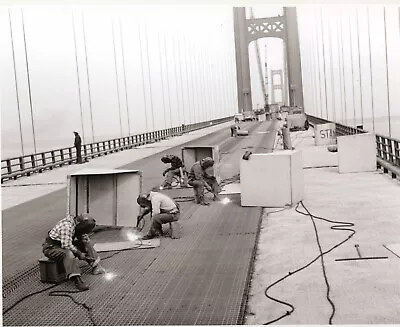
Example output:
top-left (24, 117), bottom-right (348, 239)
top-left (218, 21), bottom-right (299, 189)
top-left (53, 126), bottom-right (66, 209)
top-left (42, 214), bottom-right (105, 291)
top-left (137, 190), bottom-right (180, 240)
top-left (188, 157), bottom-right (221, 205)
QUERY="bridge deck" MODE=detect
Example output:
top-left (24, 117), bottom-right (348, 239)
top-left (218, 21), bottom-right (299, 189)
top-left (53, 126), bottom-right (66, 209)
top-left (2, 121), bottom-right (277, 325)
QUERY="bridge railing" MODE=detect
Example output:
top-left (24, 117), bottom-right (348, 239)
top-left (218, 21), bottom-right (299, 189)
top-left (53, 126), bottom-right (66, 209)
top-left (1, 116), bottom-right (233, 183)
top-left (307, 114), bottom-right (400, 180)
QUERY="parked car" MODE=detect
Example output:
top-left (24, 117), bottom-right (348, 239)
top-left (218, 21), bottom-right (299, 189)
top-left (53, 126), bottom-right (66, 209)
top-left (243, 111), bottom-right (256, 121)
top-left (286, 106), bottom-right (309, 131)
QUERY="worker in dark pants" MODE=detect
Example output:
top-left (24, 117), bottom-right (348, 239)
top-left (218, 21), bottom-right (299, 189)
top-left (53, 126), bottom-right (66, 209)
top-left (188, 157), bottom-right (221, 206)
top-left (42, 214), bottom-right (105, 291)
top-left (230, 125), bottom-right (240, 137)
top-left (73, 131), bottom-right (82, 164)
top-left (161, 154), bottom-right (187, 188)
top-left (137, 191), bottom-right (180, 240)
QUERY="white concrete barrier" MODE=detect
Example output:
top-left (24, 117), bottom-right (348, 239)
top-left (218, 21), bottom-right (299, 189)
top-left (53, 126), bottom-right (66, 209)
top-left (314, 123), bottom-right (336, 146)
top-left (240, 150), bottom-right (303, 207)
top-left (337, 133), bottom-right (377, 173)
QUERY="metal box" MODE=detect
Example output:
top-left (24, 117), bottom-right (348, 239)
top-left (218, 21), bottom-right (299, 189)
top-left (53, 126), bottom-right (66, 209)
top-left (67, 168), bottom-right (142, 227)
top-left (181, 145), bottom-right (220, 182)
top-left (39, 257), bottom-right (66, 284)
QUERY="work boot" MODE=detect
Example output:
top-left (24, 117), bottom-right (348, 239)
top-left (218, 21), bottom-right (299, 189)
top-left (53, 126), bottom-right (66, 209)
top-left (72, 276), bottom-right (89, 291)
top-left (92, 265), bottom-right (106, 275)
top-left (213, 194), bottom-right (221, 202)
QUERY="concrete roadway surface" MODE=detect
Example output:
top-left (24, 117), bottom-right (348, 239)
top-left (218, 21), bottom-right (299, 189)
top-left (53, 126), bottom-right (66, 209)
top-left (245, 128), bottom-right (400, 325)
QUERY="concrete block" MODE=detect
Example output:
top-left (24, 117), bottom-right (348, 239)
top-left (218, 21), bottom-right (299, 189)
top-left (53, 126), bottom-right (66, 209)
top-left (314, 123), bottom-right (336, 146)
top-left (39, 257), bottom-right (66, 284)
top-left (240, 150), bottom-right (303, 207)
top-left (337, 133), bottom-right (377, 173)
top-left (169, 221), bottom-right (183, 239)
top-left (258, 114), bottom-right (266, 122)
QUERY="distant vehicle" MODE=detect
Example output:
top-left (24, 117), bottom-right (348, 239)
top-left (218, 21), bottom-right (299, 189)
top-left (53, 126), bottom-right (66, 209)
top-left (286, 106), bottom-right (309, 131)
top-left (234, 113), bottom-right (244, 122)
top-left (243, 111), bottom-right (256, 121)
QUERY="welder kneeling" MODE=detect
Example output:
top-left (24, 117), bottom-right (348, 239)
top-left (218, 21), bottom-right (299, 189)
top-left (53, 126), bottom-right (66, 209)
top-left (188, 157), bottom-right (221, 206)
top-left (42, 214), bottom-right (105, 291)
top-left (137, 190), bottom-right (180, 240)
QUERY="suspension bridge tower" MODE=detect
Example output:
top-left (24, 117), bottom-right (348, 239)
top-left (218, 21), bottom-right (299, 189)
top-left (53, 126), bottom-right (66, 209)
top-left (233, 7), bottom-right (304, 113)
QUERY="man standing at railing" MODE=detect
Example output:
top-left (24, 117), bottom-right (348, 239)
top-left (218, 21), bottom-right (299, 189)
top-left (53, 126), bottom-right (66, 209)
top-left (73, 131), bottom-right (83, 164)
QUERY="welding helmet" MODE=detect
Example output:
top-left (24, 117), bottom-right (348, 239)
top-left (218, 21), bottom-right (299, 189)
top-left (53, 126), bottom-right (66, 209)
top-left (137, 194), bottom-right (151, 208)
top-left (161, 155), bottom-right (171, 164)
top-left (200, 157), bottom-right (214, 169)
top-left (75, 214), bottom-right (96, 236)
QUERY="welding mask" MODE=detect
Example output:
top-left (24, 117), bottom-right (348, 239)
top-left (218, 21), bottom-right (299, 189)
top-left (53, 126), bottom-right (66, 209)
top-left (137, 195), bottom-right (151, 209)
top-left (200, 157), bottom-right (214, 170)
top-left (75, 214), bottom-right (96, 236)
top-left (161, 156), bottom-right (171, 164)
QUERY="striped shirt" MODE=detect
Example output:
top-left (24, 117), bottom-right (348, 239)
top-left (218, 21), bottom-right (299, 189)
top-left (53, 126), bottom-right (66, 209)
top-left (48, 215), bottom-right (79, 253)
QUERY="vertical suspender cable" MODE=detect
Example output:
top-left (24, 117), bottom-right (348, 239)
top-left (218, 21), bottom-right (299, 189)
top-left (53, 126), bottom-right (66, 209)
top-left (138, 22), bottom-right (149, 132)
top-left (355, 8), bottom-right (364, 128)
top-left (336, 10), bottom-right (345, 124)
top-left (176, 33), bottom-right (186, 124)
top-left (72, 9), bottom-right (85, 144)
top-left (163, 32), bottom-right (173, 128)
top-left (328, 15), bottom-right (336, 122)
top-left (348, 13), bottom-right (357, 132)
top-left (21, 8), bottom-right (37, 153)
top-left (183, 35), bottom-right (192, 124)
top-left (82, 12), bottom-right (95, 142)
top-left (172, 34), bottom-right (181, 125)
top-left (339, 9), bottom-right (348, 126)
top-left (9, 9), bottom-right (24, 156)
top-left (188, 41), bottom-right (197, 123)
top-left (119, 17), bottom-right (131, 136)
top-left (320, 7), bottom-right (329, 120)
top-left (383, 6), bottom-right (392, 138)
top-left (314, 9), bottom-right (323, 119)
top-left (309, 19), bottom-right (318, 117)
top-left (157, 31), bottom-right (167, 128)
top-left (366, 6), bottom-right (376, 133)
top-left (144, 25), bottom-right (155, 131)
top-left (111, 18), bottom-right (123, 138)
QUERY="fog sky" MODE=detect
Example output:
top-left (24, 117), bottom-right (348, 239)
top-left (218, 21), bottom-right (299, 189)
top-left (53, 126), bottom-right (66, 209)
top-left (1, 4), bottom-right (399, 158)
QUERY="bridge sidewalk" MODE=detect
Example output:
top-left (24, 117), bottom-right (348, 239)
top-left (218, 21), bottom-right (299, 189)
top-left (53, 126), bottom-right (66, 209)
top-left (246, 128), bottom-right (400, 325)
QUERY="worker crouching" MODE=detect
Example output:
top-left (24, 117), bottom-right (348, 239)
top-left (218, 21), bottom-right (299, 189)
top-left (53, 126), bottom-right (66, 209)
top-left (42, 214), bottom-right (105, 291)
top-left (188, 157), bottom-right (221, 205)
top-left (161, 154), bottom-right (187, 188)
top-left (138, 190), bottom-right (180, 240)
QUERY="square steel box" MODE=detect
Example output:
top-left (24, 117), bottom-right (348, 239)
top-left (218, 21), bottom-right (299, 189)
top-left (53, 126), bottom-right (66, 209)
top-left (240, 150), bottom-right (304, 207)
top-left (39, 257), bottom-right (66, 284)
top-left (67, 168), bottom-right (142, 227)
top-left (181, 145), bottom-right (221, 183)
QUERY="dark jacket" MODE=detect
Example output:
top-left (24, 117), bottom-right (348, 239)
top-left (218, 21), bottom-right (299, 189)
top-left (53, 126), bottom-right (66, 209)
top-left (74, 134), bottom-right (82, 147)
top-left (163, 155), bottom-right (183, 170)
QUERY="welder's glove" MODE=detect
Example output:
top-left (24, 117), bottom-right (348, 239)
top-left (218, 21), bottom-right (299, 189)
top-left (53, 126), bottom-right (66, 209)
top-left (76, 251), bottom-right (86, 261)
top-left (84, 254), bottom-right (95, 263)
